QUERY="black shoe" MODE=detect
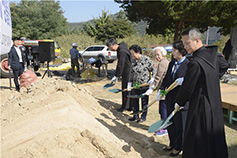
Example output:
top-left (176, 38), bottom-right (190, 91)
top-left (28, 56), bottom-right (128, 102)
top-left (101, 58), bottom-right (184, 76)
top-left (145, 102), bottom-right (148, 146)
top-left (169, 150), bottom-right (182, 157)
top-left (137, 118), bottom-right (146, 123)
top-left (116, 108), bottom-right (124, 112)
top-left (163, 146), bottom-right (173, 151)
top-left (16, 87), bottom-right (20, 92)
top-left (126, 108), bottom-right (132, 111)
top-left (128, 117), bottom-right (139, 121)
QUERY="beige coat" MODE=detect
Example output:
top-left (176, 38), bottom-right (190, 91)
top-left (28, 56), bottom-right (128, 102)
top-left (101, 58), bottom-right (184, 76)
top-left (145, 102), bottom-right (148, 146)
top-left (151, 57), bottom-right (169, 100)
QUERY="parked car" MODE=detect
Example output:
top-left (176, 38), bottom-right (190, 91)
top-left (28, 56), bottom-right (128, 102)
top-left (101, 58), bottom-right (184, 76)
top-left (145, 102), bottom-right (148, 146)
top-left (79, 45), bottom-right (117, 63)
top-left (164, 44), bottom-right (172, 52)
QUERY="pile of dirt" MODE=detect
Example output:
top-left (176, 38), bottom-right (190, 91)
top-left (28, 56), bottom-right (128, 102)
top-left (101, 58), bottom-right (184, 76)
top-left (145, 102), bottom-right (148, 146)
top-left (1, 78), bottom-right (162, 157)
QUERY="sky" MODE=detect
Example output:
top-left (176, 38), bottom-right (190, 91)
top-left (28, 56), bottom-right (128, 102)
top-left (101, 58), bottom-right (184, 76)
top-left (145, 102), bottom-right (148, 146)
top-left (60, 0), bottom-right (122, 23)
top-left (9, 0), bottom-right (122, 23)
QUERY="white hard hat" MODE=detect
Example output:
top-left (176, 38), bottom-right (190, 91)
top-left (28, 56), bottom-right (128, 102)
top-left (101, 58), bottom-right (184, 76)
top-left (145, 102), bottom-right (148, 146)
top-left (72, 43), bottom-right (77, 47)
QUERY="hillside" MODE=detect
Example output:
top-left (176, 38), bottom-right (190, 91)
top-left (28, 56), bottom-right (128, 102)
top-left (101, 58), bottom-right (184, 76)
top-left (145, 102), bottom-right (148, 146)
top-left (68, 13), bottom-right (148, 36)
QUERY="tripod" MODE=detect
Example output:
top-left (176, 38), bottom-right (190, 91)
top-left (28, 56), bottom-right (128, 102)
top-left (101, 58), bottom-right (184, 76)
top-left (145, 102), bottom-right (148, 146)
top-left (42, 61), bottom-right (52, 79)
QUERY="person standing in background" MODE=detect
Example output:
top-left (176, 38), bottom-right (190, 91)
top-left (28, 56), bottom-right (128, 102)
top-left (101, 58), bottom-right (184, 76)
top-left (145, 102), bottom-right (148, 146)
top-left (8, 37), bottom-right (26, 92)
top-left (223, 39), bottom-right (232, 62)
top-left (70, 43), bottom-right (81, 77)
top-left (106, 38), bottom-right (132, 112)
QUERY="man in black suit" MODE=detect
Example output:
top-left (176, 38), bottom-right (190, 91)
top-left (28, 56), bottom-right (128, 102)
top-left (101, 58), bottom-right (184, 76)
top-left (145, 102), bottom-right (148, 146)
top-left (8, 37), bottom-right (25, 92)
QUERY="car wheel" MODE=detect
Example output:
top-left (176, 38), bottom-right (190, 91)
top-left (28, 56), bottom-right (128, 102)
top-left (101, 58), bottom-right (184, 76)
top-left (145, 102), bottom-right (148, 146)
top-left (108, 60), bottom-right (113, 63)
top-left (0, 54), bottom-right (14, 78)
top-left (34, 66), bottom-right (39, 71)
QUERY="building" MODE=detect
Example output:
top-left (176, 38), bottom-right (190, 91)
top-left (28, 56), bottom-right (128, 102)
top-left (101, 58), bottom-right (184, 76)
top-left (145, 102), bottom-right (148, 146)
top-left (203, 26), bottom-right (221, 45)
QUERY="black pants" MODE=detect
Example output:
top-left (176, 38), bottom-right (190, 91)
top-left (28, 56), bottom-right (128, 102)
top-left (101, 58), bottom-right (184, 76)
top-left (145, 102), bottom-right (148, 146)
top-left (71, 58), bottom-right (80, 76)
top-left (121, 74), bottom-right (130, 109)
top-left (167, 109), bottom-right (187, 151)
top-left (131, 87), bottom-right (149, 120)
top-left (13, 63), bottom-right (24, 89)
top-left (159, 100), bottom-right (167, 120)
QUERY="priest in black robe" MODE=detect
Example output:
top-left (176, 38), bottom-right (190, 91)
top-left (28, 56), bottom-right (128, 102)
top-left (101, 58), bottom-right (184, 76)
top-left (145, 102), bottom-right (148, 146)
top-left (175, 28), bottom-right (228, 158)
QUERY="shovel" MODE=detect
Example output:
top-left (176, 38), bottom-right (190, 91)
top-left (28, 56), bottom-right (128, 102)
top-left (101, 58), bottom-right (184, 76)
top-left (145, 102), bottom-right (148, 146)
top-left (130, 99), bottom-right (157, 115)
top-left (127, 93), bottom-right (146, 98)
top-left (148, 106), bottom-right (180, 133)
top-left (127, 86), bottom-right (159, 98)
top-left (103, 81), bottom-right (115, 89)
top-left (130, 81), bottom-right (178, 115)
top-left (108, 83), bottom-right (149, 93)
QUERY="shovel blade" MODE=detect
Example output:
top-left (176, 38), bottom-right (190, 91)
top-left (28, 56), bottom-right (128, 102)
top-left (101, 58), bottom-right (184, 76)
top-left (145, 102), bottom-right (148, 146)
top-left (103, 83), bottom-right (115, 89)
top-left (148, 120), bottom-right (164, 133)
top-left (148, 119), bottom-right (173, 133)
top-left (156, 121), bottom-right (173, 132)
top-left (108, 89), bottom-right (122, 93)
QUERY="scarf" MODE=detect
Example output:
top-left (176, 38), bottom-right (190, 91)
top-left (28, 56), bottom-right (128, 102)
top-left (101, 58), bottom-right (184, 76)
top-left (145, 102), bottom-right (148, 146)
top-left (171, 56), bottom-right (186, 79)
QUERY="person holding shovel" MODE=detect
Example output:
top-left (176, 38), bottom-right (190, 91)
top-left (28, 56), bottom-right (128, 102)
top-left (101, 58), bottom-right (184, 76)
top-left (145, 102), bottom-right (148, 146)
top-left (128, 44), bottom-right (156, 123)
top-left (145, 47), bottom-right (169, 136)
top-left (106, 38), bottom-right (132, 112)
top-left (174, 27), bottom-right (228, 158)
top-left (157, 41), bottom-right (189, 157)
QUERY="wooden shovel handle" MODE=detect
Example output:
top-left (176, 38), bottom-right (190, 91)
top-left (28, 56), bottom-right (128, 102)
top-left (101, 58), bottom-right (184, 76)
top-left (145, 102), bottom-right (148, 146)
top-left (166, 81), bottom-right (178, 92)
top-left (133, 81), bottom-right (180, 115)
top-left (124, 83), bottom-right (150, 91)
top-left (158, 80), bottom-right (178, 98)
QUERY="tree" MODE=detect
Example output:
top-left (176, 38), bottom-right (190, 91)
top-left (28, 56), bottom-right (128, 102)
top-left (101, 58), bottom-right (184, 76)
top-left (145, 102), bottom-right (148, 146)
top-left (10, 0), bottom-right (68, 39)
top-left (83, 9), bottom-right (135, 42)
top-left (208, 1), bottom-right (237, 36)
top-left (115, 0), bottom-right (237, 42)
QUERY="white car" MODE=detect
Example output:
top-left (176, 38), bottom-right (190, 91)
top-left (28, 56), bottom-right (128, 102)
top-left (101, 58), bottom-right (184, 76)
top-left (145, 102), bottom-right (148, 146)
top-left (80, 45), bottom-right (117, 63)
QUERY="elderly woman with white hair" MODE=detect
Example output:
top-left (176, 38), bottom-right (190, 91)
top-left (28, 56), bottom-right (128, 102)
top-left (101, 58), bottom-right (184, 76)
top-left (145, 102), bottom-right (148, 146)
top-left (145, 46), bottom-right (169, 136)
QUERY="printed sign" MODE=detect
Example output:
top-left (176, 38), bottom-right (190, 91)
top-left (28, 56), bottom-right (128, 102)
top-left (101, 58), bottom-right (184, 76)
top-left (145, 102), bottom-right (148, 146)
top-left (0, 0), bottom-right (12, 55)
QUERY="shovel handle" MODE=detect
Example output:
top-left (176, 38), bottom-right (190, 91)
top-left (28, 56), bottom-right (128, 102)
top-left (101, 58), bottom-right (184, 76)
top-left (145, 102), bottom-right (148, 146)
top-left (173, 106), bottom-right (181, 114)
top-left (124, 83), bottom-right (150, 92)
top-left (166, 81), bottom-right (178, 92)
top-left (130, 99), bottom-right (157, 115)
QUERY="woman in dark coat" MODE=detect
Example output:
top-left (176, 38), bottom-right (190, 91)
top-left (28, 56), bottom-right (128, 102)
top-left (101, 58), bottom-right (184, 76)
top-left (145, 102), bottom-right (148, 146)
top-left (158, 41), bottom-right (189, 157)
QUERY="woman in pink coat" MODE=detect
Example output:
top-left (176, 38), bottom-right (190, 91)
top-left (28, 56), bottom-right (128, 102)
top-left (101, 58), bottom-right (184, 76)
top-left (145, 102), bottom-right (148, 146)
top-left (145, 47), bottom-right (169, 136)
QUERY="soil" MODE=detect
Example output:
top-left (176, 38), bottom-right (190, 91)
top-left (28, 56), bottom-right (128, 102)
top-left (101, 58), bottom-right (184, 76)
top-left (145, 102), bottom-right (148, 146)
top-left (1, 61), bottom-right (237, 158)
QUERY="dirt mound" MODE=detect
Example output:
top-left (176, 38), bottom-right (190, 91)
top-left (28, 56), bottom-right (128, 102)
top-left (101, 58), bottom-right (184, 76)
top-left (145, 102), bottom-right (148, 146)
top-left (1, 78), bottom-right (161, 157)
